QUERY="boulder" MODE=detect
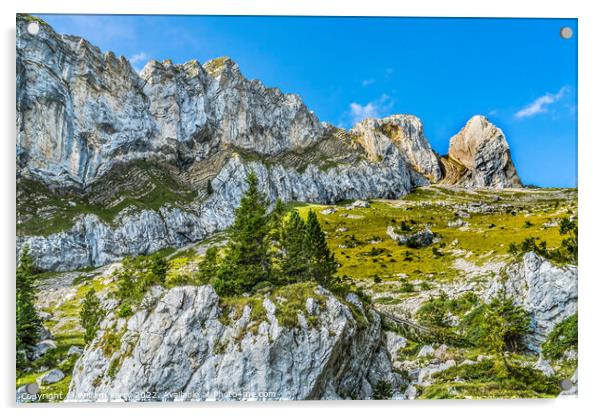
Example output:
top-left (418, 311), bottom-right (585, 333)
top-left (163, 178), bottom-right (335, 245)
top-left (350, 200), bottom-right (371, 209)
top-left (67, 346), bottom-right (84, 356)
top-left (417, 345), bottom-right (435, 357)
top-left (32, 339), bottom-right (57, 359)
top-left (37, 369), bottom-right (65, 386)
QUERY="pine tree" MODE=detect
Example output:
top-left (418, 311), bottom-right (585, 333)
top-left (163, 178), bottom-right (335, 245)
top-left (80, 288), bottom-right (104, 344)
top-left (304, 210), bottom-right (337, 286)
top-left (280, 210), bottom-right (309, 283)
top-left (207, 179), bottom-right (214, 195)
top-left (214, 172), bottom-right (271, 295)
top-left (16, 246), bottom-right (42, 365)
top-left (196, 246), bottom-right (219, 284)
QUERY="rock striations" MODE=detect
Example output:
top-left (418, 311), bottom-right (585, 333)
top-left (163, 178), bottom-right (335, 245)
top-left (441, 115), bottom-right (522, 188)
top-left (16, 16), bottom-right (522, 271)
top-left (67, 285), bottom-right (401, 401)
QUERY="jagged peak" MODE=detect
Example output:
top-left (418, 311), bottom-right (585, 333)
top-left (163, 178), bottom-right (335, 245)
top-left (202, 56), bottom-right (240, 78)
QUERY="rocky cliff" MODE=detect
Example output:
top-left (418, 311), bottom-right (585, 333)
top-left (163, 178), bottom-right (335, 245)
top-left (67, 285), bottom-right (402, 401)
top-left (440, 115), bottom-right (522, 188)
top-left (485, 252), bottom-right (578, 350)
top-left (16, 16), bottom-right (522, 271)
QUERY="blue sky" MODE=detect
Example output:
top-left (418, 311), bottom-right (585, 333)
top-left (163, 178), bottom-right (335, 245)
top-left (36, 15), bottom-right (577, 187)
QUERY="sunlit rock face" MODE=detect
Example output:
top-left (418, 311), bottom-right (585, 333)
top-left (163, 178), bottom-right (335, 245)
top-left (67, 285), bottom-right (402, 401)
top-left (445, 115), bottom-right (522, 188)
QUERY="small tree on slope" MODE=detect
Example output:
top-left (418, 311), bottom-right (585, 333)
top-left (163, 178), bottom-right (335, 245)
top-left (16, 246), bottom-right (42, 366)
top-left (214, 172), bottom-right (272, 295)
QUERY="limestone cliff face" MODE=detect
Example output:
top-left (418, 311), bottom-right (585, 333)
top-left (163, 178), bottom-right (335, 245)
top-left (16, 16), bottom-right (523, 271)
top-left (485, 252), bottom-right (577, 350)
top-left (351, 115), bottom-right (442, 182)
top-left (441, 115), bottom-right (522, 188)
top-left (67, 285), bottom-right (402, 401)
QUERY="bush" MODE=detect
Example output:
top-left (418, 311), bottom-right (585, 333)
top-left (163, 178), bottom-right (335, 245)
top-left (542, 314), bottom-right (578, 360)
top-left (114, 253), bottom-right (168, 316)
top-left (372, 379), bottom-right (393, 400)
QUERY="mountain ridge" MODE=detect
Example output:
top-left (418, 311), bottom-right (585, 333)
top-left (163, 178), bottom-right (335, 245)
top-left (17, 15), bottom-right (522, 271)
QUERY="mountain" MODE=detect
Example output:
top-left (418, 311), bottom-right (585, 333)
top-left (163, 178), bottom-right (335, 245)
top-left (16, 15), bottom-right (521, 271)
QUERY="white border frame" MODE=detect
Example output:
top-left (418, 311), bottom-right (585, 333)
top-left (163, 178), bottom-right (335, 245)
top-left (2, 1), bottom-right (600, 416)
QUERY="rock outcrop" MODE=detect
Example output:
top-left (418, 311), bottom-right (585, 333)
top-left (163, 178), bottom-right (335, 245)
top-left (351, 115), bottom-right (442, 182)
top-left (67, 285), bottom-right (402, 401)
top-left (485, 252), bottom-right (577, 350)
top-left (441, 115), bottom-right (521, 188)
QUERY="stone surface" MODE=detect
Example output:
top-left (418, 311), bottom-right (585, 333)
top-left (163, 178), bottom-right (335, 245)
top-left (444, 115), bottom-right (522, 188)
top-left (485, 252), bottom-right (578, 349)
top-left (386, 226), bottom-right (434, 247)
top-left (32, 339), bottom-right (57, 360)
top-left (417, 345), bottom-right (435, 358)
top-left (37, 369), bottom-right (65, 386)
top-left (67, 285), bottom-right (402, 401)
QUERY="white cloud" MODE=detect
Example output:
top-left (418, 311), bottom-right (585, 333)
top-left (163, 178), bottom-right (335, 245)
top-left (129, 52), bottom-right (148, 65)
top-left (514, 86), bottom-right (569, 119)
top-left (349, 94), bottom-right (394, 125)
top-left (361, 79), bottom-right (375, 87)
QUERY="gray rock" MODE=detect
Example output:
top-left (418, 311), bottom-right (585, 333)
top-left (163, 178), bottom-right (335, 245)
top-left (385, 332), bottom-right (407, 359)
top-left (417, 345), bottom-right (435, 357)
top-left (350, 200), bottom-right (371, 209)
top-left (387, 226), bottom-right (434, 247)
top-left (445, 115), bottom-right (522, 188)
top-left (485, 252), bottom-right (577, 349)
top-left (67, 346), bottom-right (84, 356)
top-left (534, 355), bottom-right (555, 377)
top-left (447, 219), bottom-right (468, 228)
top-left (37, 369), bottom-right (65, 386)
top-left (404, 384), bottom-right (418, 400)
top-left (16, 385), bottom-right (37, 403)
top-left (32, 339), bottom-right (57, 359)
top-left (67, 285), bottom-right (401, 401)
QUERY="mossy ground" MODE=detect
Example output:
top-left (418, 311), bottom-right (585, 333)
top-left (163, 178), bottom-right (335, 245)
top-left (295, 186), bottom-right (576, 284)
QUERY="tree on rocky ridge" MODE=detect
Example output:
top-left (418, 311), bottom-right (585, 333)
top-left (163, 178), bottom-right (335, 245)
top-left (279, 210), bottom-right (310, 283)
top-left (80, 288), bottom-right (104, 344)
top-left (16, 246), bottom-right (42, 366)
top-left (213, 172), bottom-right (272, 295)
top-left (304, 210), bottom-right (338, 286)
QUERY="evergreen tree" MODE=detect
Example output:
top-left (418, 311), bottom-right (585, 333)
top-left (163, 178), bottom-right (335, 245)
top-left (304, 210), bottom-right (337, 286)
top-left (80, 288), bottom-right (104, 344)
top-left (207, 179), bottom-right (213, 195)
top-left (16, 246), bottom-right (42, 365)
top-left (196, 246), bottom-right (219, 284)
top-left (213, 172), bottom-right (271, 295)
top-left (280, 210), bottom-right (309, 283)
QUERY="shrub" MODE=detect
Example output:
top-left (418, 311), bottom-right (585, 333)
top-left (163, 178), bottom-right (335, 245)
top-left (372, 379), bottom-right (393, 400)
top-left (542, 314), bottom-right (578, 360)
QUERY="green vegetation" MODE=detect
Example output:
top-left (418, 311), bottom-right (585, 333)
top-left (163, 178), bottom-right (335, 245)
top-left (372, 380), bottom-right (393, 399)
top-left (114, 253), bottom-right (168, 317)
top-left (80, 288), bottom-right (104, 344)
top-left (211, 173), bottom-right (339, 296)
top-left (508, 216), bottom-right (577, 264)
top-left (16, 246), bottom-right (42, 368)
top-left (17, 160), bottom-right (197, 237)
top-left (542, 314), bottom-right (578, 360)
top-left (422, 358), bottom-right (561, 399)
